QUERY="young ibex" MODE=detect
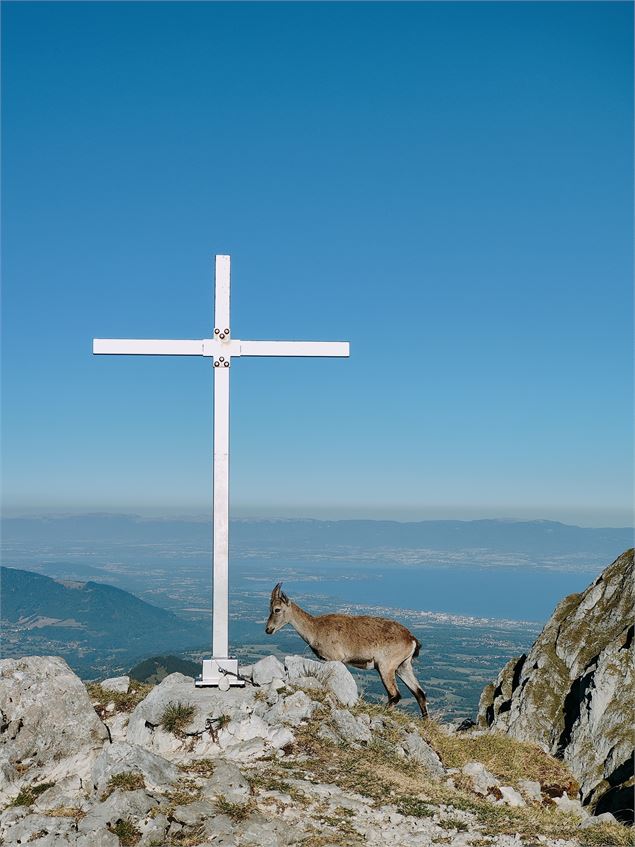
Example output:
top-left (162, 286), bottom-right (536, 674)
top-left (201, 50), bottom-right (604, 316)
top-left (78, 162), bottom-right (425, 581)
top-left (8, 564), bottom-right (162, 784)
top-left (265, 583), bottom-right (428, 717)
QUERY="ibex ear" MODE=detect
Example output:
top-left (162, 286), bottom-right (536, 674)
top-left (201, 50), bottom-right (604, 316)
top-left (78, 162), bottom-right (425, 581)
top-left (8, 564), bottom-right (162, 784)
top-left (272, 582), bottom-right (283, 599)
top-left (279, 587), bottom-right (289, 605)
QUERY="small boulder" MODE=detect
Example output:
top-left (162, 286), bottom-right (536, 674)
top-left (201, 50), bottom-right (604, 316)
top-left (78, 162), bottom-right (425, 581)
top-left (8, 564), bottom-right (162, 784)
top-left (252, 656), bottom-right (286, 687)
top-left (77, 831), bottom-right (120, 847)
top-left (138, 813), bottom-right (169, 846)
top-left (92, 741), bottom-right (179, 793)
top-left (265, 691), bottom-right (317, 726)
top-left (400, 731), bottom-right (444, 777)
top-left (200, 760), bottom-right (251, 804)
top-left (100, 675), bottom-right (130, 693)
top-left (285, 656), bottom-right (358, 707)
top-left (461, 761), bottom-right (500, 796)
top-left (78, 788), bottom-right (157, 832)
top-left (498, 785), bottom-right (525, 807)
top-left (553, 793), bottom-right (586, 816)
top-left (579, 812), bottom-right (618, 828)
top-left (331, 709), bottom-right (372, 745)
top-left (518, 779), bottom-right (542, 802)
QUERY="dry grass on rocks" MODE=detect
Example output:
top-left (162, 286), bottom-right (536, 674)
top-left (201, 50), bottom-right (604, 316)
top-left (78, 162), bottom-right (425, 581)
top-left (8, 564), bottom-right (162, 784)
top-left (45, 807), bottom-right (86, 821)
top-left (215, 797), bottom-right (254, 822)
top-left (102, 770), bottom-right (146, 798)
top-left (420, 719), bottom-right (579, 795)
top-left (87, 681), bottom-right (153, 715)
top-left (9, 781), bottom-right (55, 807)
top-left (281, 702), bottom-right (632, 847)
top-left (178, 758), bottom-right (215, 777)
top-left (109, 818), bottom-right (141, 846)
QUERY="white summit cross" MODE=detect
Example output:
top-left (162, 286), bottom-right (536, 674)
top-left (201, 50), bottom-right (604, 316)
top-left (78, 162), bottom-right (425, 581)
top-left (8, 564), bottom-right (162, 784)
top-left (93, 255), bottom-right (349, 688)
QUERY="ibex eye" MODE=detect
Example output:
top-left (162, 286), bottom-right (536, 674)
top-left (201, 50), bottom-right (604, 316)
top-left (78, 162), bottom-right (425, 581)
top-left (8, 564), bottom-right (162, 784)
top-left (274, 607), bottom-right (281, 613)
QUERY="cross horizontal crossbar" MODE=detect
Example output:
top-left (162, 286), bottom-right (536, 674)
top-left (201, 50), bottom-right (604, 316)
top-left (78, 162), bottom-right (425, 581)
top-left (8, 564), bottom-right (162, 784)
top-left (93, 339), bottom-right (350, 358)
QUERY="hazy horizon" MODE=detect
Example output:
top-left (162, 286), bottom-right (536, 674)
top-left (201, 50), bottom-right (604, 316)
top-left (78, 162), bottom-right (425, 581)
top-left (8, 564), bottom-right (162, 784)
top-left (2, 504), bottom-right (632, 530)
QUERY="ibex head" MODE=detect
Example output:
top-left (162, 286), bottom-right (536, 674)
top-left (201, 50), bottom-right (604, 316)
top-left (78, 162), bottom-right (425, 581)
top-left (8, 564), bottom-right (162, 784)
top-left (265, 582), bottom-right (291, 634)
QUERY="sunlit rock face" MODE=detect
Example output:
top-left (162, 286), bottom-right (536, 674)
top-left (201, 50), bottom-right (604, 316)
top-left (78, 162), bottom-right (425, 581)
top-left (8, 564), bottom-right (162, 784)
top-left (478, 549), bottom-right (634, 823)
top-left (0, 655), bottom-right (109, 803)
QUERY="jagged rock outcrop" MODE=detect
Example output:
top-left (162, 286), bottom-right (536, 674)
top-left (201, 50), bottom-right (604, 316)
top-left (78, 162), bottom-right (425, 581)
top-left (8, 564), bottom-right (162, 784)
top-left (0, 656), bottom-right (109, 798)
top-left (478, 548), bottom-right (634, 823)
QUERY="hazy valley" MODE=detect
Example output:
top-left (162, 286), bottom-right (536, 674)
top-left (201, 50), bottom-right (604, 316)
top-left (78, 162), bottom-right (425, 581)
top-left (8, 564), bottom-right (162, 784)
top-left (1, 514), bottom-right (630, 720)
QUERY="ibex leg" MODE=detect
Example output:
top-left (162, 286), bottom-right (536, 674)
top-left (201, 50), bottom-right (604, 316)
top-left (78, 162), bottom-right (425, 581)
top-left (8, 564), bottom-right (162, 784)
top-left (377, 663), bottom-right (401, 707)
top-left (396, 657), bottom-right (429, 718)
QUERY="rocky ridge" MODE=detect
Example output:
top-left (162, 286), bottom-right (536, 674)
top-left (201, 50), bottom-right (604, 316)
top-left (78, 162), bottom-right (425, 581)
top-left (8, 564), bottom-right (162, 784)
top-left (0, 654), bottom-right (630, 847)
top-left (478, 549), bottom-right (634, 825)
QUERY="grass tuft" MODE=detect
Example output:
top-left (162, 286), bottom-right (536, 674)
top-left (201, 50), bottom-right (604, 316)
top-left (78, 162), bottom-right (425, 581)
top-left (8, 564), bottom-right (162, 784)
top-left (394, 796), bottom-right (434, 818)
top-left (215, 797), bottom-right (253, 821)
top-left (102, 771), bottom-right (145, 798)
top-left (10, 781), bottom-right (55, 807)
top-left (160, 702), bottom-right (196, 736)
top-left (109, 818), bottom-right (141, 845)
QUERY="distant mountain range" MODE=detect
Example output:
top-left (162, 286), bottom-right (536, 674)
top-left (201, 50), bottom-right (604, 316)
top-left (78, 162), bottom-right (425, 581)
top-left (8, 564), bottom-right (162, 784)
top-left (0, 567), bottom-right (208, 678)
top-left (2, 513), bottom-right (632, 559)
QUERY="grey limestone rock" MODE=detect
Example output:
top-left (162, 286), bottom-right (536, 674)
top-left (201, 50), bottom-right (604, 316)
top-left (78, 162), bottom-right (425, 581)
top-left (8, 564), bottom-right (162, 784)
top-left (400, 731), bottom-right (444, 776)
top-left (77, 832), bottom-right (120, 847)
top-left (78, 788), bottom-right (157, 833)
top-left (138, 812), bottom-right (169, 846)
top-left (285, 655), bottom-right (358, 707)
top-left (518, 779), bottom-right (542, 802)
top-left (203, 812), bottom-right (237, 842)
top-left (100, 675), bottom-right (130, 693)
top-left (239, 809), bottom-right (301, 846)
top-left (579, 811), bottom-right (618, 828)
top-left (461, 762), bottom-right (500, 796)
top-left (553, 793), bottom-right (587, 817)
top-left (200, 760), bottom-right (251, 804)
top-left (317, 724), bottom-right (341, 744)
top-left (498, 786), bottom-right (525, 807)
top-left (331, 708), bottom-right (372, 745)
top-left (2, 811), bottom-right (77, 846)
top-left (171, 798), bottom-right (216, 825)
top-left (252, 655), bottom-right (286, 686)
top-left (33, 775), bottom-right (90, 813)
top-left (478, 549), bottom-right (634, 823)
top-left (91, 741), bottom-right (180, 793)
top-left (264, 690), bottom-right (317, 726)
top-left (126, 671), bottom-right (257, 756)
top-left (0, 656), bottom-right (109, 797)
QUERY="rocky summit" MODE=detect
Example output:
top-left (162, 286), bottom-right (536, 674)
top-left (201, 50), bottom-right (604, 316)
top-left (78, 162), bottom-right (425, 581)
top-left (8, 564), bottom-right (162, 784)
top-left (0, 653), bottom-right (631, 847)
top-left (478, 549), bottom-right (634, 825)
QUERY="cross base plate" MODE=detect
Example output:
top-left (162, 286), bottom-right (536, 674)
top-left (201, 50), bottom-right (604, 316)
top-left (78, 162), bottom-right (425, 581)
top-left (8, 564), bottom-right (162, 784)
top-left (195, 658), bottom-right (245, 689)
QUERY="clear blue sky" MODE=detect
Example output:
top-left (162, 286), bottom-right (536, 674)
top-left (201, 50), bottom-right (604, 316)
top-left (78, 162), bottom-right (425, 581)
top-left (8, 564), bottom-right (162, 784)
top-left (2, 2), bottom-right (632, 526)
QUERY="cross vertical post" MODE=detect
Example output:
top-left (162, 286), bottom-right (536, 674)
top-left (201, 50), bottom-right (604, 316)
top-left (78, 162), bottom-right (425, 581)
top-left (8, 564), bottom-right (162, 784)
top-left (212, 256), bottom-right (230, 665)
top-left (93, 253), bottom-right (349, 688)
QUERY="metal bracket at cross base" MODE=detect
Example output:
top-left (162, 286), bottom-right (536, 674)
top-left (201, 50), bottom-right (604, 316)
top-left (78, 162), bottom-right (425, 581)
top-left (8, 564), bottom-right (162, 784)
top-left (196, 659), bottom-right (244, 690)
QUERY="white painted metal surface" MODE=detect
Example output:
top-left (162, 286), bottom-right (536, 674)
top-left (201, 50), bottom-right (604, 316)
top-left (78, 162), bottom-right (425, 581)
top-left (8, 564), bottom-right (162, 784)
top-left (93, 254), bottom-right (349, 687)
top-left (93, 339), bottom-right (205, 356)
